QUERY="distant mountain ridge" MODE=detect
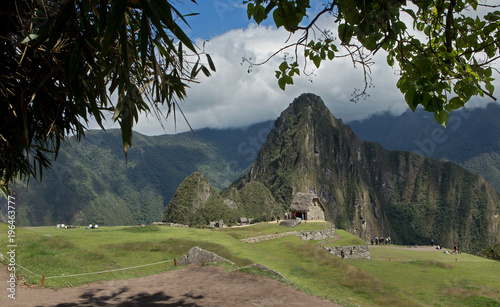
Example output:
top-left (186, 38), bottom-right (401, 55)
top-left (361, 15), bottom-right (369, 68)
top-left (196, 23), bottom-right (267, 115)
top-left (349, 103), bottom-right (500, 191)
top-left (1, 121), bottom-right (273, 226)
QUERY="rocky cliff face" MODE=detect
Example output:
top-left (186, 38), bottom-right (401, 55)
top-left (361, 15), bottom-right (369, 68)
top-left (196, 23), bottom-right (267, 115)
top-left (233, 93), bottom-right (500, 253)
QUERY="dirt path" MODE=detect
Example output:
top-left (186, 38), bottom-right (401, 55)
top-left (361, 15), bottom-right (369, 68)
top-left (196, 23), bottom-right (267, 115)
top-left (1, 265), bottom-right (339, 307)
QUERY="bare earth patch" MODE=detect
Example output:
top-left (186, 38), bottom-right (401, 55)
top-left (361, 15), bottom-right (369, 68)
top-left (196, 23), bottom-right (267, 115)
top-left (1, 265), bottom-right (338, 306)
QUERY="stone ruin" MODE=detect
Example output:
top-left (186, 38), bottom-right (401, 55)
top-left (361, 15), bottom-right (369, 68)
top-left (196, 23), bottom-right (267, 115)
top-left (323, 244), bottom-right (370, 259)
top-left (175, 246), bottom-right (287, 281)
top-left (176, 246), bottom-right (235, 266)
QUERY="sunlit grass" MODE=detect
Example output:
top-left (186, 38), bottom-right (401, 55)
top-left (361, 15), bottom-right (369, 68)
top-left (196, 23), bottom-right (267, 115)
top-left (1, 223), bottom-right (498, 306)
top-left (319, 229), bottom-right (368, 247)
top-left (350, 245), bottom-right (500, 306)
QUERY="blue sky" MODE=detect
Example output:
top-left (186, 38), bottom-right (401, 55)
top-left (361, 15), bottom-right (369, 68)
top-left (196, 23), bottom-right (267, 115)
top-left (95, 1), bottom-right (499, 135)
top-left (181, 1), bottom-right (254, 39)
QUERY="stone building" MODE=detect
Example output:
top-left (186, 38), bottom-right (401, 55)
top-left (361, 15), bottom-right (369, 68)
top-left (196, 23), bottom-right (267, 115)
top-left (288, 193), bottom-right (326, 220)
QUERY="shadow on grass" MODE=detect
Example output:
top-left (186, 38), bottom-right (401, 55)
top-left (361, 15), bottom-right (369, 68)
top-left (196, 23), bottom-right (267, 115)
top-left (46, 286), bottom-right (204, 306)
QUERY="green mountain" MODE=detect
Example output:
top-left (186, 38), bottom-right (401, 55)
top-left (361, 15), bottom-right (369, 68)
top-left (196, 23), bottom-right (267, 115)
top-left (1, 121), bottom-right (272, 226)
top-left (228, 93), bottom-right (500, 253)
top-left (162, 172), bottom-right (239, 227)
top-left (348, 104), bottom-right (500, 191)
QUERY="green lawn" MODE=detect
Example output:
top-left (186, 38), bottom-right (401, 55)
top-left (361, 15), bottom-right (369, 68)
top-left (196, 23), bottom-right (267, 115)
top-left (1, 223), bottom-right (498, 306)
top-left (350, 245), bottom-right (500, 306)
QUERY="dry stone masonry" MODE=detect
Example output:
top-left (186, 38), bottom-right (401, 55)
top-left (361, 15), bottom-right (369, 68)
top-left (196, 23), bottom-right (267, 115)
top-left (323, 244), bottom-right (370, 259)
top-left (241, 227), bottom-right (336, 243)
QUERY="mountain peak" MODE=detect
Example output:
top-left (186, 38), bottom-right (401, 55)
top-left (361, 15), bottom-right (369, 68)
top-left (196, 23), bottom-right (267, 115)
top-left (237, 93), bottom-right (500, 252)
top-left (278, 93), bottom-right (345, 131)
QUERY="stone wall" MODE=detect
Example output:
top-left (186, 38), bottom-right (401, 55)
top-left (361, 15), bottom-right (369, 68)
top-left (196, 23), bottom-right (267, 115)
top-left (323, 244), bottom-right (370, 259)
top-left (241, 227), bottom-right (336, 243)
top-left (307, 199), bottom-right (325, 220)
top-left (241, 232), bottom-right (297, 243)
top-left (296, 228), bottom-right (335, 241)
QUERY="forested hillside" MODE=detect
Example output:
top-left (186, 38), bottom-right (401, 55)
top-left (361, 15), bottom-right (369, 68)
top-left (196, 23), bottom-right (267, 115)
top-left (0, 122), bottom-right (272, 226)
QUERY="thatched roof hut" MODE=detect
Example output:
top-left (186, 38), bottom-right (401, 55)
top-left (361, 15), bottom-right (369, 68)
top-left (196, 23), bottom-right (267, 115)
top-left (288, 193), bottom-right (326, 220)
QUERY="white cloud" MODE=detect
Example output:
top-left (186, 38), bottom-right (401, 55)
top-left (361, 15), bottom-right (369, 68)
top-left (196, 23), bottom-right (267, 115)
top-left (131, 23), bottom-right (411, 135)
top-left (98, 4), bottom-right (500, 136)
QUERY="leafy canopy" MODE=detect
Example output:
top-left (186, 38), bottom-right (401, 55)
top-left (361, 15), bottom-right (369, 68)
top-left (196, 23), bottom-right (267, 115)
top-left (0, 0), bottom-right (215, 192)
top-left (245, 0), bottom-right (500, 125)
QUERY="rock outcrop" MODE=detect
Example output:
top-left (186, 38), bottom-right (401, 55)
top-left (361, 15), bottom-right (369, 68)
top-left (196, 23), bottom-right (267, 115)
top-left (176, 246), bottom-right (235, 266)
top-left (279, 220), bottom-right (301, 227)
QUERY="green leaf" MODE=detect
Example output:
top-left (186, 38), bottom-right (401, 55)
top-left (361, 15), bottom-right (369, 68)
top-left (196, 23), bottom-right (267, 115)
top-left (140, 14), bottom-right (149, 66)
top-left (206, 54), bottom-right (216, 72)
top-left (328, 50), bottom-right (335, 60)
top-left (278, 77), bottom-right (286, 90)
top-left (486, 82), bottom-right (495, 95)
top-left (449, 97), bottom-right (464, 109)
top-left (313, 55), bottom-right (321, 68)
top-left (201, 66), bottom-right (211, 77)
top-left (387, 52), bottom-right (394, 66)
top-left (434, 110), bottom-right (449, 127)
top-left (279, 61), bottom-right (288, 73)
top-left (20, 34), bottom-right (39, 44)
top-left (68, 37), bottom-right (82, 82)
top-left (273, 8), bottom-right (284, 28)
top-left (254, 5), bottom-right (266, 24)
top-left (338, 24), bottom-right (353, 45)
top-left (102, 0), bottom-right (127, 51)
top-left (247, 3), bottom-right (255, 20)
top-left (405, 89), bottom-right (419, 111)
top-left (191, 59), bottom-right (200, 78)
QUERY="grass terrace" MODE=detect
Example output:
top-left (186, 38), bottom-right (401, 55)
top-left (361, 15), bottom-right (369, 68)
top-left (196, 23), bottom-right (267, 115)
top-left (1, 223), bottom-right (498, 306)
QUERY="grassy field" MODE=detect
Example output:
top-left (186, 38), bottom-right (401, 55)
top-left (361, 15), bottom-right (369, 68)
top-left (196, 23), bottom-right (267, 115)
top-left (1, 222), bottom-right (499, 306)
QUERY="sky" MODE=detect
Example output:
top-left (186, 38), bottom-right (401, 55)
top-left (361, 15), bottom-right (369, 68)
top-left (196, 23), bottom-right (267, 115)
top-left (92, 1), bottom-right (499, 135)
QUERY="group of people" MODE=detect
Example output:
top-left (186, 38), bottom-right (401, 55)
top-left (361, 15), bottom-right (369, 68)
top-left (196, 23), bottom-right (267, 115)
top-left (431, 240), bottom-right (461, 254)
top-left (371, 236), bottom-right (391, 245)
top-left (283, 212), bottom-right (304, 220)
top-left (86, 223), bottom-right (99, 229)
